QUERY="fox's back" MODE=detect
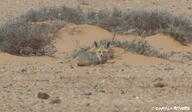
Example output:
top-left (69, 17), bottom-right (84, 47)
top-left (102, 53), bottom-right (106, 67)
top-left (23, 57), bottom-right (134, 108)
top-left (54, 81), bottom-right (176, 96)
top-left (78, 52), bottom-right (99, 62)
top-left (77, 52), bottom-right (102, 66)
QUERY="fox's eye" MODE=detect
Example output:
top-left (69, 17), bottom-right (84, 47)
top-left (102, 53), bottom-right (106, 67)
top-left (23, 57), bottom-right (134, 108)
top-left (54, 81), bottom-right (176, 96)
top-left (98, 51), bottom-right (101, 53)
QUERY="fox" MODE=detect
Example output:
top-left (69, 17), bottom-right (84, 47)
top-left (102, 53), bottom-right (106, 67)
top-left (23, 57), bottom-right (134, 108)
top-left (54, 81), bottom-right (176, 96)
top-left (77, 41), bottom-right (113, 66)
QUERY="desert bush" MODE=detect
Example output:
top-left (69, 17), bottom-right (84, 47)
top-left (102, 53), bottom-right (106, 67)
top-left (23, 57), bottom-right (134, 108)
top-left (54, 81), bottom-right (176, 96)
top-left (110, 38), bottom-right (167, 59)
top-left (19, 6), bottom-right (85, 24)
top-left (162, 25), bottom-right (192, 45)
top-left (18, 6), bottom-right (192, 44)
top-left (0, 20), bottom-right (65, 56)
top-left (94, 10), bottom-right (192, 45)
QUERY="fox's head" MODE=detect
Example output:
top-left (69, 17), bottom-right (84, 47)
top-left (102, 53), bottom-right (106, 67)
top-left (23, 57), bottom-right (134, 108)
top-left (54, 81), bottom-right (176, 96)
top-left (94, 41), bottom-right (111, 58)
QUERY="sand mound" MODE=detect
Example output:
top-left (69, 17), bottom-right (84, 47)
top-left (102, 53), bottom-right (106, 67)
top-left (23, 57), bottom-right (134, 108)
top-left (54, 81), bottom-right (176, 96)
top-left (109, 47), bottom-right (168, 66)
top-left (0, 23), bottom-right (175, 66)
top-left (54, 24), bottom-right (168, 65)
top-left (145, 34), bottom-right (192, 52)
top-left (3, 22), bottom-right (186, 66)
top-left (114, 34), bottom-right (137, 42)
top-left (55, 24), bottom-right (113, 53)
top-left (55, 24), bottom-right (141, 53)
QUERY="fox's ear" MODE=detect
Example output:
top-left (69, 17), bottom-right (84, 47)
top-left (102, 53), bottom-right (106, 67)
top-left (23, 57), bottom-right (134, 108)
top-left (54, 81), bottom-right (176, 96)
top-left (106, 41), bottom-right (111, 48)
top-left (94, 41), bottom-right (98, 48)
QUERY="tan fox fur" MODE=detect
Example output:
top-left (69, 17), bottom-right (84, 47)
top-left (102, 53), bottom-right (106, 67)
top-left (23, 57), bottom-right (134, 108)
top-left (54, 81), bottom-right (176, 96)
top-left (77, 41), bottom-right (113, 66)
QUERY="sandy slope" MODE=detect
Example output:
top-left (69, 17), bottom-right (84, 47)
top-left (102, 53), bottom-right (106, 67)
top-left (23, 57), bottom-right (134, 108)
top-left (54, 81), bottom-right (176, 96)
top-left (146, 34), bottom-right (192, 52)
top-left (0, 1), bottom-right (192, 112)
top-left (55, 24), bottom-right (112, 52)
top-left (55, 24), bottom-right (170, 66)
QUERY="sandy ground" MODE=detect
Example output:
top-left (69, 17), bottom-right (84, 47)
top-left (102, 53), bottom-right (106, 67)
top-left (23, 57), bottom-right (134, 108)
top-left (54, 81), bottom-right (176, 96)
top-left (1, 0), bottom-right (192, 112)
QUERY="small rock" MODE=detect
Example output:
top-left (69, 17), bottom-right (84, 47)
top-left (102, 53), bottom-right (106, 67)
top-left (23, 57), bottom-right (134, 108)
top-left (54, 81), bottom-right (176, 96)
top-left (135, 97), bottom-right (139, 99)
top-left (37, 92), bottom-right (50, 99)
top-left (86, 103), bottom-right (90, 106)
top-left (120, 90), bottom-right (125, 94)
top-left (50, 98), bottom-right (61, 104)
top-left (83, 92), bottom-right (92, 96)
top-left (123, 64), bottom-right (129, 67)
top-left (69, 65), bottom-right (74, 69)
top-left (21, 68), bottom-right (27, 73)
top-left (164, 67), bottom-right (174, 71)
top-left (154, 82), bottom-right (167, 88)
top-left (0, 67), bottom-right (6, 72)
top-left (153, 77), bottom-right (163, 82)
top-left (99, 90), bottom-right (106, 93)
top-left (85, 71), bottom-right (90, 74)
top-left (133, 95), bottom-right (139, 99)
top-left (59, 61), bottom-right (64, 64)
top-left (121, 69), bottom-right (124, 72)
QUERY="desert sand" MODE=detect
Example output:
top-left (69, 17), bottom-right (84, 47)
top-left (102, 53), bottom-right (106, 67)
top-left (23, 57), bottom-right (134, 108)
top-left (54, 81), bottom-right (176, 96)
top-left (0, 0), bottom-right (192, 112)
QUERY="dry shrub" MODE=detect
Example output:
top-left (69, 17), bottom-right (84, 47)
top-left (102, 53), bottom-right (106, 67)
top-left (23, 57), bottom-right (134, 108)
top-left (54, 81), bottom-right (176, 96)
top-left (18, 6), bottom-right (192, 44)
top-left (0, 20), bottom-right (65, 56)
top-left (19, 6), bottom-right (84, 24)
top-left (110, 38), bottom-right (167, 59)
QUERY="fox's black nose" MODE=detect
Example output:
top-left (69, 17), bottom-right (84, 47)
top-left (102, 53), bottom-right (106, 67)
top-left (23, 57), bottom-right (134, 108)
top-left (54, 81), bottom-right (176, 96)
top-left (100, 53), bottom-right (104, 56)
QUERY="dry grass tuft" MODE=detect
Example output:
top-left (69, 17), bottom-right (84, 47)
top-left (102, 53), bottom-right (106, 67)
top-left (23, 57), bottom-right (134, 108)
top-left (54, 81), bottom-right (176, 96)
top-left (0, 20), bottom-right (65, 56)
top-left (110, 38), bottom-right (167, 59)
